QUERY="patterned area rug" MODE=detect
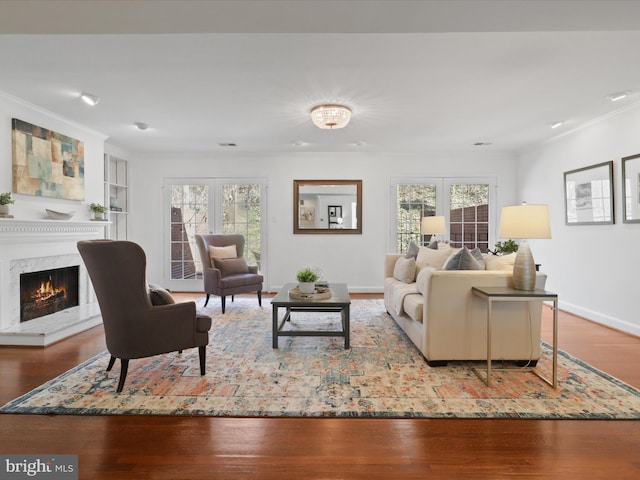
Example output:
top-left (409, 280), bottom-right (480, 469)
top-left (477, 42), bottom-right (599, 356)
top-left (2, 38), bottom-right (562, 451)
top-left (2, 298), bottom-right (640, 419)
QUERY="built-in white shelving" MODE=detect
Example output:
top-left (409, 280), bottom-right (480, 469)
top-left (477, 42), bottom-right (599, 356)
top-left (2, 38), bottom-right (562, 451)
top-left (104, 154), bottom-right (129, 240)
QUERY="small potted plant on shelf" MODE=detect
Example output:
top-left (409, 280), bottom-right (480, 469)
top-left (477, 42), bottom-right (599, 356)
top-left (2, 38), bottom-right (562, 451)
top-left (490, 239), bottom-right (519, 255)
top-left (296, 267), bottom-right (320, 294)
top-left (89, 202), bottom-right (107, 220)
top-left (0, 192), bottom-right (15, 217)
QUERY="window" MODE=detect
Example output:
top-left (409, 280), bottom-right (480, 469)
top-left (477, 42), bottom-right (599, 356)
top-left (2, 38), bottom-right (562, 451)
top-left (221, 183), bottom-right (262, 268)
top-left (396, 183), bottom-right (437, 252)
top-left (447, 183), bottom-right (490, 251)
top-left (169, 184), bottom-right (209, 280)
top-left (391, 177), bottom-right (495, 254)
top-left (165, 178), bottom-right (266, 290)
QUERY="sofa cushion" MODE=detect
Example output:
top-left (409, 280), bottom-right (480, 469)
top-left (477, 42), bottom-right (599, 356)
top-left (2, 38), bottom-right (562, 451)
top-left (444, 246), bottom-right (484, 270)
top-left (393, 256), bottom-right (416, 283)
top-left (416, 243), bottom-right (452, 271)
top-left (485, 253), bottom-right (516, 271)
top-left (402, 293), bottom-right (423, 323)
top-left (214, 257), bottom-right (249, 276)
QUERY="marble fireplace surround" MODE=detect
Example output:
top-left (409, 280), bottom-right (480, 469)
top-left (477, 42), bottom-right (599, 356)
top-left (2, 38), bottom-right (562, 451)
top-left (0, 219), bottom-right (107, 346)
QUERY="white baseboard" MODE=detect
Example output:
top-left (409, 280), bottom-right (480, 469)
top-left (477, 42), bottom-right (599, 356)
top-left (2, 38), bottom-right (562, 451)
top-left (559, 300), bottom-right (640, 337)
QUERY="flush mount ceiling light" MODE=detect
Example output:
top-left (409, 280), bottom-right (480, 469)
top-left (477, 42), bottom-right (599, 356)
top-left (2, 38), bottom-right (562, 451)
top-left (310, 104), bottom-right (352, 129)
top-left (80, 92), bottom-right (100, 106)
top-left (606, 92), bottom-right (629, 102)
top-left (135, 122), bottom-right (149, 131)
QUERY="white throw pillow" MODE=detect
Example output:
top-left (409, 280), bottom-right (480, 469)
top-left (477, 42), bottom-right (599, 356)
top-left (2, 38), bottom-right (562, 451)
top-left (393, 256), bottom-right (416, 283)
top-left (416, 243), bottom-right (453, 271)
top-left (484, 253), bottom-right (516, 271)
top-left (208, 244), bottom-right (237, 259)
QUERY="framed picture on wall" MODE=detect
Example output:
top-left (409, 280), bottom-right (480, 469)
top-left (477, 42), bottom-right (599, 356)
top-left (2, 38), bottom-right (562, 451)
top-left (622, 153), bottom-right (640, 223)
top-left (563, 161), bottom-right (614, 225)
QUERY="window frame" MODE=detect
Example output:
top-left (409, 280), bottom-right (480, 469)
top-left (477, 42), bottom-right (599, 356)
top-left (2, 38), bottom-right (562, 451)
top-left (390, 176), bottom-right (497, 254)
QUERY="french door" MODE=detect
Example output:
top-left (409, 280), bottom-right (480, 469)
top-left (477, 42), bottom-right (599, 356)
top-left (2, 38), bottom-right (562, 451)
top-left (164, 177), bottom-right (266, 291)
top-left (390, 177), bottom-right (496, 254)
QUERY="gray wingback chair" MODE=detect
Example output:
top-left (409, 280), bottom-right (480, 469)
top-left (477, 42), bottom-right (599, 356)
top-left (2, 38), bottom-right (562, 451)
top-left (195, 234), bottom-right (263, 313)
top-left (77, 240), bottom-right (212, 393)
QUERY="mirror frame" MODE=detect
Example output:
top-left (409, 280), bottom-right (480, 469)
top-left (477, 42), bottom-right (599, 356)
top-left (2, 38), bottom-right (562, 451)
top-left (293, 179), bottom-right (363, 234)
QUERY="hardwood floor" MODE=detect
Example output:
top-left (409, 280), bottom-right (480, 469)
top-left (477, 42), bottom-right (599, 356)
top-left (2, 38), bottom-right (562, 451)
top-left (1, 294), bottom-right (639, 479)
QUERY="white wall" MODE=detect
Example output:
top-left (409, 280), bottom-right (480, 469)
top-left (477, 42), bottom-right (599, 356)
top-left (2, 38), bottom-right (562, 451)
top-left (127, 150), bottom-right (518, 292)
top-left (0, 92), bottom-right (106, 220)
top-left (3, 89), bottom-right (638, 336)
top-left (517, 106), bottom-right (640, 336)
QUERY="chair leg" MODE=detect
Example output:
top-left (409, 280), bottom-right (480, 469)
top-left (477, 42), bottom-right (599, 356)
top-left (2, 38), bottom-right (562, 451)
top-left (231, 295), bottom-right (235, 302)
top-left (198, 345), bottom-right (206, 375)
top-left (221, 296), bottom-right (226, 313)
top-left (106, 355), bottom-right (116, 371)
top-left (116, 359), bottom-right (129, 393)
top-left (257, 290), bottom-right (262, 307)
top-left (204, 294), bottom-right (210, 307)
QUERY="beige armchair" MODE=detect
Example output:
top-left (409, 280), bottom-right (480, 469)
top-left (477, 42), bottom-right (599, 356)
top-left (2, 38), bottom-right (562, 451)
top-left (77, 240), bottom-right (212, 393)
top-left (195, 234), bottom-right (263, 313)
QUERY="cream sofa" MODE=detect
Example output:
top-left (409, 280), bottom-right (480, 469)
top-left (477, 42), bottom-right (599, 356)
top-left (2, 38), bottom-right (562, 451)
top-left (384, 247), bottom-right (547, 366)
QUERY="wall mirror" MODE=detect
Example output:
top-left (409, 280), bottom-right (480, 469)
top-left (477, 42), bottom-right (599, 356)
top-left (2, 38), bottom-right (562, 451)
top-left (293, 180), bottom-right (362, 234)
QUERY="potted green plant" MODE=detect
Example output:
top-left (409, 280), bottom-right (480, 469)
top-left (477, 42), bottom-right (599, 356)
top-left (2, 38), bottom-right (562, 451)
top-left (89, 202), bottom-right (107, 220)
top-left (491, 239), bottom-right (518, 255)
top-left (296, 267), bottom-right (320, 294)
top-left (0, 192), bottom-right (15, 217)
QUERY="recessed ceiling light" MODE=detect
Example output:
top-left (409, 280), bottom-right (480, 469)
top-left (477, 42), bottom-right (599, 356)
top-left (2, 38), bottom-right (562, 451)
top-left (606, 92), bottom-right (629, 102)
top-left (550, 121), bottom-right (563, 129)
top-left (80, 92), bottom-right (100, 106)
top-left (135, 122), bottom-right (149, 131)
top-left (474, 142), bottom-right (492, 146)
top-left (293, 140), bottom-right (306, 147)
top-left (218, 143), bottom-right (237, 147)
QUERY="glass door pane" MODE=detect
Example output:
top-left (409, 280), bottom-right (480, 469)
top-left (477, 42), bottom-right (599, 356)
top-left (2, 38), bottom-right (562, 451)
top-left (221, 183), bottom-right (262, 271)
top-left (169, 184), bottom-right (209, 280)
top-left (448, 183), bottom-right (490, 252)
top-left (396, 184), bottom-right (437, 252)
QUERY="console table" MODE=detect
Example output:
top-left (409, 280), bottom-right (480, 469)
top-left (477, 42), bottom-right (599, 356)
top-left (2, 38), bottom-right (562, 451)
top-left (471, 286), bottom-right (559, 388)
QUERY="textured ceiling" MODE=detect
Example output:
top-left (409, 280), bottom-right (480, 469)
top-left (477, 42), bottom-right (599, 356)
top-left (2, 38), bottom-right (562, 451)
top-left (1, 0), bottom-right (640, 154)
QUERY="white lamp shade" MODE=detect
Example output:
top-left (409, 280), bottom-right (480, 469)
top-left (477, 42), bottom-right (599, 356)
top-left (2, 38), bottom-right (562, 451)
top-left (421, 216), bottom-right (446, 235)
top-left (499, 204), bottom-right (551, 239)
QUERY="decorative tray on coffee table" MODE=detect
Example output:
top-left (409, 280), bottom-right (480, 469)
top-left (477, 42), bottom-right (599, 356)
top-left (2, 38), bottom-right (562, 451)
top-left (288, 286), bottom-right (331, 300)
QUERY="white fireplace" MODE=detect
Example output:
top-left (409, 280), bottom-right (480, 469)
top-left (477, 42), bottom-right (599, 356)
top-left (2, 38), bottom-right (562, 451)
top-left (0, 219), bottom-right (107, 346)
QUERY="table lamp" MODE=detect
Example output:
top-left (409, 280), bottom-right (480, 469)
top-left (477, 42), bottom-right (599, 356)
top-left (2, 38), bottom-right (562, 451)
top-left (499, 203), bottom-right (551, 290)
top-left (421, 215), bottom-right (446, 244)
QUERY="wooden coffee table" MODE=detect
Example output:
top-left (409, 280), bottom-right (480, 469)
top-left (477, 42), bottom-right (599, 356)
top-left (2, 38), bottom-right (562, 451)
top-left (272, 282), bottom-right (351, 349)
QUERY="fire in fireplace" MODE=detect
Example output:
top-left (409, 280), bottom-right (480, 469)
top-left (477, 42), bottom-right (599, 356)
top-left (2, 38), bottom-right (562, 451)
top-left (20, 266), bottom-right (80, 322)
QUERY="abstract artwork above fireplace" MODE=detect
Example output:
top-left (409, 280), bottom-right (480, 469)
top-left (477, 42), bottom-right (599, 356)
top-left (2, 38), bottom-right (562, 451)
top-left (11, 118), bottom-right (85, 200)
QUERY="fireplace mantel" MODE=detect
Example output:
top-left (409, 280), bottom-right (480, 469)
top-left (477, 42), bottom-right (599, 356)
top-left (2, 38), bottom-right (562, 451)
top-left (0, 218), bottom-right (108, 346)
top-left (0, 218), bottom-right (108, 243)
